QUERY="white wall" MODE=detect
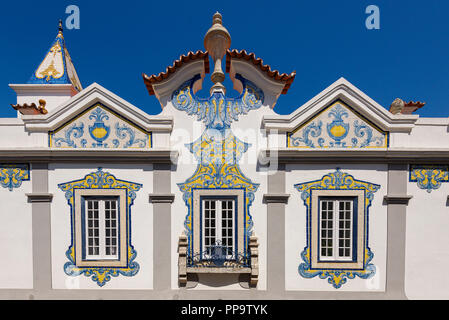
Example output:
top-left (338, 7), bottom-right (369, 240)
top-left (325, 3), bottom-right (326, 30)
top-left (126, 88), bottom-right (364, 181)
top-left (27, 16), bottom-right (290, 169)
top-left (48, 163), bottom-right (153, 290)
top-left (284, 164), bottom-right (388, 292)
top-left (0, 173), bottom-right (33, 288)
top-left (405, 175), bottom-right (449, 299)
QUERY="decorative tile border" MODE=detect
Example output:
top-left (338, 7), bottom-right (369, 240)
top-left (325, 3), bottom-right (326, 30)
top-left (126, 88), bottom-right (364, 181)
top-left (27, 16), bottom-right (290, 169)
top-left (409, 165), bottom-right (449, 193)
top-left (0, 164), bottom-right (30, 191)
top-left (294, 169), bottom-right (380, 289)
top-left (58, 168), bottom-right (142, 287)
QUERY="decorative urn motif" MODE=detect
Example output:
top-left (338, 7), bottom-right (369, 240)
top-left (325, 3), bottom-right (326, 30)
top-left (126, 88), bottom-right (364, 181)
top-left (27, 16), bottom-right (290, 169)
top-left (88, 107), bottom-right (110, 147)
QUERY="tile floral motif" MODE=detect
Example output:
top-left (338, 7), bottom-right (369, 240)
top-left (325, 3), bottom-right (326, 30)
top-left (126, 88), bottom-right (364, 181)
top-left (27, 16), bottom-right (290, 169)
top-left (288, 101), bottom-right (388, 149)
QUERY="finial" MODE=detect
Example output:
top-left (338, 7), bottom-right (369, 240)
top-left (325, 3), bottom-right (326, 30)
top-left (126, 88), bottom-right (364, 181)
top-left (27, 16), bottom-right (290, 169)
top-left (58, 19), bottom-right (63, 36)
top-left (204, 12), bottom-right (231, 94)
top-left (213, 12), bottom-right (222, 25)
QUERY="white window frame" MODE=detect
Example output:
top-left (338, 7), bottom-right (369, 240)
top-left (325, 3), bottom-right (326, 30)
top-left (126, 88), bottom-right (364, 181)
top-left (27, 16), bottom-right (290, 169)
top-left (318, 198), bottom-right (354, 262)
top-left (74, 188), bottom-right (128, 268)
top-left (201, 198), bottom-right (235, 259)
top-left (84, 197), bottom-right (119, 261)
top-left (310, 189), bottom-right (365, 270)
top-left (192, 189), bottom-right (245, 260)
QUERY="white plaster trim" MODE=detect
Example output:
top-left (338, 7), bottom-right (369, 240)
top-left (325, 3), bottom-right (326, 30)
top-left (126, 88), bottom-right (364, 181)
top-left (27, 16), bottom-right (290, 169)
top-left (0, 118), bottom-right (24, 126)
top-left (415, 118), bottom-right (449, 126)
top-left (151, 60), bottom-right (206, 106)
top-left (262, 77), bottom-right (418, 133)
top-left (9, 84), bottom-right (77, 94)
top-left (228, 60), bottom-right (286, 100)
top-left (20, 82), bottom-right (173, 132)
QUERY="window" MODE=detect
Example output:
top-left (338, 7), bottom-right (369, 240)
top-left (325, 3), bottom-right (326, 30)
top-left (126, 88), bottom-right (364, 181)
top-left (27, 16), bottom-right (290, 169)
top-left (74, 188), bottom-right (127, 267)
top-left (83, 197), bottom-right (119, 260)
top-left (190, 189), bottom-right (245, 265)
top-left (202, 198), bottom-right (235, 258)
top-left (318, 198), bottom-right (355, 262)
top-left (310, 189), bottom-right (365, 270)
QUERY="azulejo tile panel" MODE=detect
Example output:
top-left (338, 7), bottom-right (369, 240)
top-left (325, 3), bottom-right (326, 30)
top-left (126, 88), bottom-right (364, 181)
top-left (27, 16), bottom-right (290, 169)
top-left (0, 164), bottom-right (30, 191)
top-left (410, 165), bottom-right (449, 193)
top-left (49, 103), bottom-right (151, 149)
top-left (58, 168), bottom-right (142, 287)
top-left (287, 100), bottom-right (388, 149)
top-left (172, 73), bottom-right (264, 130)
top-left (294, 169), bottom-right (380, 289)
top-left (173, 74), bottom-right (262, 260)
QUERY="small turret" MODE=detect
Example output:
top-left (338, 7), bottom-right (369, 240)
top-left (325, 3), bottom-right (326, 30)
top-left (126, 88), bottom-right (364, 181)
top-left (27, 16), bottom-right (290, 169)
top-left (9, 20), bottom-right (82, 116)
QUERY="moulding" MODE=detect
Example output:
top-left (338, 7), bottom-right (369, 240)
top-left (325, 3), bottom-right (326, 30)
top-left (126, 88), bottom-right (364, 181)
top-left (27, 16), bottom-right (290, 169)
top-left (262, 78), bottom-right (418, 133)
top-left (383, 194), bottom-right (413, 205)
top-left (260, 148), bottom-right (449, 164)
top-left (0, 148), bottom-right (177, 163)
top-left (262, 193), bottom-right (290, 204)
top-left (148, 193), bottom-right (175, 203)
top-left (26, 193), bottom-right (53, 203)
top-left (20, 82), bottom-right (174, 133)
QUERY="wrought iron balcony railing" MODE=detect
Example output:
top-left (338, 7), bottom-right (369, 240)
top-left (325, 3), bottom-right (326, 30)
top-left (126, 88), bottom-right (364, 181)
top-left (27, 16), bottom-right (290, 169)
top-left (187, 241), bottom-right (251, 268)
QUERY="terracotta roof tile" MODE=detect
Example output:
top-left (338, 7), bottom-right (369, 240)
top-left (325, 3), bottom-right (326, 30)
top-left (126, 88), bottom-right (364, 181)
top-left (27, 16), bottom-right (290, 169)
top-left (11, 99), bottom-right (48, 115)
top-left (402, 101), bottom-right (426, 114)
top-left (225, 49), bottom-right (296, 94)
top-left (143, 50), bottom-right (209, 96)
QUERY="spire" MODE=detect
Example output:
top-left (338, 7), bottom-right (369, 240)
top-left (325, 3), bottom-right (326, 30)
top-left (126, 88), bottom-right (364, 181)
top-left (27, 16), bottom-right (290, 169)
top-left (204, 12), bottom-right (231, 94)
top-left (27, 20), bottom-right (82, 92)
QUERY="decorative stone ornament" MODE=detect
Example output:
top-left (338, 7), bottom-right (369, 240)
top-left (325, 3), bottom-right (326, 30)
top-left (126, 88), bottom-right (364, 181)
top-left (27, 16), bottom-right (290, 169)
top-left (204, 12), bottom-right (231, 93)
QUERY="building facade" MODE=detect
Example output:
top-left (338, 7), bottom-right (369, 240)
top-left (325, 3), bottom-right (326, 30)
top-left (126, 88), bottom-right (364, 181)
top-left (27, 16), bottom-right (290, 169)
top-left (0, 14), bottom-right (448, 300)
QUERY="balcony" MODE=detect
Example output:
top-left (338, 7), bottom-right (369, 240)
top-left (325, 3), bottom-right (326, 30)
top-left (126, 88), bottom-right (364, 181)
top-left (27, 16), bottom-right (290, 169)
top-left (178, 234), bottom-right (259, 287)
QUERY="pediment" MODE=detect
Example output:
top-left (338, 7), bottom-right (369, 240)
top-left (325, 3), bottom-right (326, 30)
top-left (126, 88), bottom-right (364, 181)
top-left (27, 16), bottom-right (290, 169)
top-left (263, 78), bottom-right (418, 138)
top-left (20, 83), bottom-right (173, 140)
top-left (287, 99), bottom-right (388, 148)
top-left (49, 103), bottom-right (151, 149)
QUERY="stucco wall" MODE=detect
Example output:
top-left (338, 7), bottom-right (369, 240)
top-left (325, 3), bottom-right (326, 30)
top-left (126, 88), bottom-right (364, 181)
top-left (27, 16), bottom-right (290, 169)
top-left (0, 169), bottom-right (33, 288)
top-left (405, 174), bottom-right (449, 299)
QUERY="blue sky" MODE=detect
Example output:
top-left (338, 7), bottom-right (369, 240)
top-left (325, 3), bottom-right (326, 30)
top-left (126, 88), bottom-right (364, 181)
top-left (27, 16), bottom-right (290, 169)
top-left (0, 0), bottom-right (448, 118)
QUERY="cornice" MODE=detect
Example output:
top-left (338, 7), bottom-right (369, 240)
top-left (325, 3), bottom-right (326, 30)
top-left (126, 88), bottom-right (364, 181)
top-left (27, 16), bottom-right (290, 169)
top-left (0, 148), bottom-right (178, 163)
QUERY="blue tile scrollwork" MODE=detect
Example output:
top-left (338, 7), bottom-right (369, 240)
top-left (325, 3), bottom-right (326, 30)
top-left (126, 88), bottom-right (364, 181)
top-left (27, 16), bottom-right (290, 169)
top-left (288, 101), bottom-right (388, 149)
top-left (410, 165), bottom-right (449, 193)
top-left (58, 168), bottom-right (142, 286)
top-left (173, 74), bottom-right (262, 263)
top-left (49, 104), bottom-right (151, 149)
top-left (172, 73), bottom-right (264, 130)
top-left (0, 164), bottom-right (30, 191)
top-left (294, 169), bottom-right (380, 289)
top-left (53, 123), bottom-right (84, 148)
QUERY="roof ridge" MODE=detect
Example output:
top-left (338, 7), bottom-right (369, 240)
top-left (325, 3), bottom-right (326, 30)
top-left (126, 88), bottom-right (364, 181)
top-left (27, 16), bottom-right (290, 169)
top-left (143, 50), bottom-right (209, 95)
top-left (225, 49), bottom-right (296, 94)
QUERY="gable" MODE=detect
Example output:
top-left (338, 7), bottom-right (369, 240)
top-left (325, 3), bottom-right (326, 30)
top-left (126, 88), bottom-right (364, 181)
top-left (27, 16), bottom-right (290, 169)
top-left (49, 103), bottom-right (151, 148)
top-left (287, 100), bottom-right (388, 148)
